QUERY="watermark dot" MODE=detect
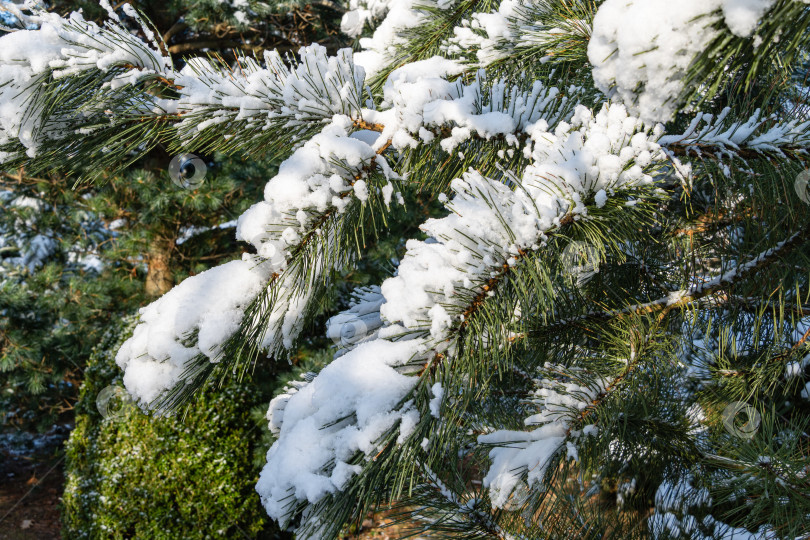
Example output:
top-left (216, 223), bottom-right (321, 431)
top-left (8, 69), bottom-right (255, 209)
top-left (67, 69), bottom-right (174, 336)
top-left (96, 385), bottom-right (135, 421)
top-left (169, 153), bottom-right (207, 189)
top-left (327, 315), bottom-right (371, 348)
top-left (721, 401), bottom-right (761, 440)
top-left (795, 169), bottom-right (810, 205)
top-left (560, 241), bottom-right (600, 285)
top-left (249, 234), bottom-right (286, 266)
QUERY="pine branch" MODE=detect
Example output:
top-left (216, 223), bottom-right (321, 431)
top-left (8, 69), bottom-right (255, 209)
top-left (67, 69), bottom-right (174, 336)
top-left (532, 228), bottom-right (810, 336)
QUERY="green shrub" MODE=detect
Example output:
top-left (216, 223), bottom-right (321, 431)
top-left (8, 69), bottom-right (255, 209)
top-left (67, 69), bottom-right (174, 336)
top-left (62, 317), bottom-right (285, 539)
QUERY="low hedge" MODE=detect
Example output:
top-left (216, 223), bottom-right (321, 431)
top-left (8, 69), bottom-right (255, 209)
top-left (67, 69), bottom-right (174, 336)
top-left (62, 317), bottom-right (286, 539)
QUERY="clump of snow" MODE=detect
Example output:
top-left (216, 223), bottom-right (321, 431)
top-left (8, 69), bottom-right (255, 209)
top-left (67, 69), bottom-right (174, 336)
top-left (480, 371), bottom-right (606, 508)
top-left (442, 0), bottom-right (522, 65)
top-left (721, 0), bottom-right (776, 37)
top-left (256, 338), bottom-right (424, 527)
top-left (341, 0), bottom-right (399, 37)
top-left (429, 382), bottom-right (444, 417)
top-left (594, 189), bottom-right (608, 208)
top-left (588, 0), bottom-right (722, 123)
top-left (116, 257), bottom-right (273, 407)
top-left (236, 115), bottom-right (394, 268)
top-left (589, 0), bottom-right (782, 123)
top-left (352, 0), bottom-right (426, 77)
top-left (372, 66), bottom-right (572, 153)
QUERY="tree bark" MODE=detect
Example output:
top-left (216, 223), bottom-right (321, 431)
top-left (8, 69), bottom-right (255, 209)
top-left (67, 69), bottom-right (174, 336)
top-left (145, 238), bottom-right (174, 297)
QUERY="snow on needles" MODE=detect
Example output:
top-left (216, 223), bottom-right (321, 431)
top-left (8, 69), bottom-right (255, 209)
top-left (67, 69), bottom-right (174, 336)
top-left (341, 0), bottom-right (399, 37)
top-left (368, 59), bottom-right (575, 153)
top-left (175, 45), bottom-right (366, 147)
top-left (658, 107), bottom-right (810, 157)
top-left (381, 103), bottom-right (664, 337)
top-left (117, 115), bottom-right (398, 408)
top-left (588, 0), bottom-right (781, 123)
top-left (480, 371), bottom-right (607, 508)
top-left (351, 0), bottom-right (427, 77)
top-left (257, 337), bottom-right (423, 529)
top-left (0, 10), bottom-right (168, 159)
top-left (588, 0), bottom-right (724, 124)
top-left (257, 102), bottom-right (667, 528)
top-left (116, 257), bottom-right (272, 406)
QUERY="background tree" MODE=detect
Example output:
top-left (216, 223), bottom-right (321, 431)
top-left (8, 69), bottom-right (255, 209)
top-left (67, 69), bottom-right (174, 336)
top-left (0, 0), bottom-right (346, 432)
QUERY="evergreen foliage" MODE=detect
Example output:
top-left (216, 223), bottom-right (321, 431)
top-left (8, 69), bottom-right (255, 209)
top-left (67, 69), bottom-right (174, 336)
top-left (0, 0), bottom-right (324, 432)
top-left (0, 156), bottom-right (270, 431)
top-left (2, 0), bottom-right (809, 538)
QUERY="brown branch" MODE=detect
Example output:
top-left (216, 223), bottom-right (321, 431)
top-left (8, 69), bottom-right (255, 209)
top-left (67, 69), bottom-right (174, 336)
top-left (162, 21), bottom-right (189, 44)
top-left (168, 40), bottom-right (241, 55)
top-left (655, 229), bottom-right (809, 323)
top-left (671, 208), bottom-right (755, 238)
top-left (120, 63), bottom-right (183, 89)
top-left (353, 119), bottom-right (385, 132)
top-left (793, 325), bottom-right (810, 351)
top-left (516, 228), bottom-right (809, 353)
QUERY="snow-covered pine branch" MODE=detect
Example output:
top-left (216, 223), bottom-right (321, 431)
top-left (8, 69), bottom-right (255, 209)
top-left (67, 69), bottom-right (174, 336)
top-left (255, 102), bottom-right (670, 536)
top-left (659, 107), bottom-right (810, 162)
top-left (4, 0), bottom-right (810, 536)
top-left (3, 2), bottom-right (802, 176)
top-left (479, 366), bottom-right (608, 509)
top-left (0, 8), bottom-right (171, 168)
top-left (116, 55), bottom-right (585, 411)
top-left (173, 46), bottom-right (367, 155)
top-left (0, 6), bottom-right (367, 171)
top-left (116, 115), bottom-right (399, 409)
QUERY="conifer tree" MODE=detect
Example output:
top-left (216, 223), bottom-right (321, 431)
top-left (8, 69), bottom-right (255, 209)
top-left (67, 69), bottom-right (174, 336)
top-left (2, 0), bottom-right (809, 538)
top-left (0, 0), bottom-right (334, 430)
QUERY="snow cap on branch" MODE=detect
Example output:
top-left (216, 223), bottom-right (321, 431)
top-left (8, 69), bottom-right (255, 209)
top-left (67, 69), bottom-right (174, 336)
top-left (381, 103), bottom-right (664, 337)
top-left (588, 0), bottom-right (723, 124)
top-left (0, 9), bottom-right (168, 159)
top-left (256, 337), bottom-right (424, 527)
top-left (480, 373), bottom-right (606, 508)
top-left (588, 0), bottom-right (782, 123)
top-left (116, 257), bottom-right (273, 407)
